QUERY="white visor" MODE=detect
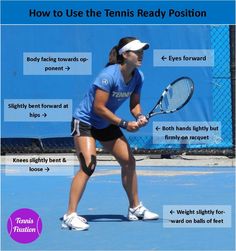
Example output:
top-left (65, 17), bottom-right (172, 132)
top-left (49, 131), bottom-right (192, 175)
top-left (118, 40), bottom-right (149, 55)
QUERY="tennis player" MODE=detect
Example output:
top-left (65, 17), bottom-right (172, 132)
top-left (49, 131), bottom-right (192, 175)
top-left (62, 37), bottom-right (159, 231)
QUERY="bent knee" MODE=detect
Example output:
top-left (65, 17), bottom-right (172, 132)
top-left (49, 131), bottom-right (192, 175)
top-left (79, 152), bottom-right (97, 176)
top-left (122, 156), bottom-right (136, 170)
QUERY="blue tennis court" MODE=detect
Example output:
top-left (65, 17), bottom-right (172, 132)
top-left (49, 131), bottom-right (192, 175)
top-left (1, 161), bottom-right (235, 251)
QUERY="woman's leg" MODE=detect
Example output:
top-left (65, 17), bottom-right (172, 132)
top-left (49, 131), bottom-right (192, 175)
top-left (100, 136), bottom-right (139, 208)
top-left (67, 136), bottom-right (97, 214)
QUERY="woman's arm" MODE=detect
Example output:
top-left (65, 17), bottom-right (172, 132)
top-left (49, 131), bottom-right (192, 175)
top-left (93, 88), bottom-right (139, 132)
top-left (130, 92), bottom-right (148, 127)
top-left (130, 92), bottom-right (142, 118)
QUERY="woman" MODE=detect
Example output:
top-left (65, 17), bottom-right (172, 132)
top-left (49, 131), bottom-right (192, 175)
top-left (62, 37), bottom-right (159, 231)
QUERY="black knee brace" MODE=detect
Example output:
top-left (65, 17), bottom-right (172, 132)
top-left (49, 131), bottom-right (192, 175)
top-left (79, 153), bottom-right (97, 176)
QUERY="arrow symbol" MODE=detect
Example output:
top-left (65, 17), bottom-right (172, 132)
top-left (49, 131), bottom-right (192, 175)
top-left (156, 126), bottom-right (161, 131)
top-left (161, 56), bottom-right (167, 61)
top-left (65, 66), bottom-right (70, 71)
top-left (170, 210), bottom-right (175, 215)
top-left (45, 167), bottom-right (50, 172)
top-left (42, 113), bottom-right (47, 117)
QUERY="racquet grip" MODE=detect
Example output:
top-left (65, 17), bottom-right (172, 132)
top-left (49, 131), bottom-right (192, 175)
top-left (145, 114), bottom-right (150, 120)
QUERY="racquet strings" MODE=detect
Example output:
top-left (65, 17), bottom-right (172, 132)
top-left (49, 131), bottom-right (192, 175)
top-left (161, 78), bottom-right (193, 112)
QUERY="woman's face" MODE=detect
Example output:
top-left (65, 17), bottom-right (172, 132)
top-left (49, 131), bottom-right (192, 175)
top-left (123, 49), bottom-right (144, 67)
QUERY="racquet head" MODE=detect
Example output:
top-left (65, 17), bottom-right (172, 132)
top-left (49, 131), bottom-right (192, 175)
top-left (147, 77), bottom-right (194, 119)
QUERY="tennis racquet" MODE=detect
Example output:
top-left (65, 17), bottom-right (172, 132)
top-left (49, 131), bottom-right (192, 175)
top-left (146, 77), bottom-right (194, 120)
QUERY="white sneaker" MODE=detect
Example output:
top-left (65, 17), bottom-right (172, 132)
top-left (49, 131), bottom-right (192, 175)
top-left (61, 212), bottom-right (89, 231)
top-left (128, 202), bottom-right (159, 221)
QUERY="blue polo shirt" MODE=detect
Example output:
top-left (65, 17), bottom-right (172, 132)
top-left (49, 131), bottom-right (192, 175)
top-left (74, 64), bottom-right (144, 129)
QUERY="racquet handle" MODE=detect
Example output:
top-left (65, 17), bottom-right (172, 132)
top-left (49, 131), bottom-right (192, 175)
top-left (145, 114), bottom-right (150, 120)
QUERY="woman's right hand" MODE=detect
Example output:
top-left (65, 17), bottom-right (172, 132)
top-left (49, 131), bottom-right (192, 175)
top-left (126, 121), bottom-right (139, 132)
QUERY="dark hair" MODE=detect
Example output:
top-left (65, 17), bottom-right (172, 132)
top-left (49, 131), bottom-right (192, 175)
top-left (106, 37), bottom-right (137, 67)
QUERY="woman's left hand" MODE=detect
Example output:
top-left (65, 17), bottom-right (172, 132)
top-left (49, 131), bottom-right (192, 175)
top-left (137, 114), bottom-right (148, 127)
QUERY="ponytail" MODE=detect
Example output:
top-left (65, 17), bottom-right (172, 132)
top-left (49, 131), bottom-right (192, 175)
top-left (105, 46), bottom-right (123, 67)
